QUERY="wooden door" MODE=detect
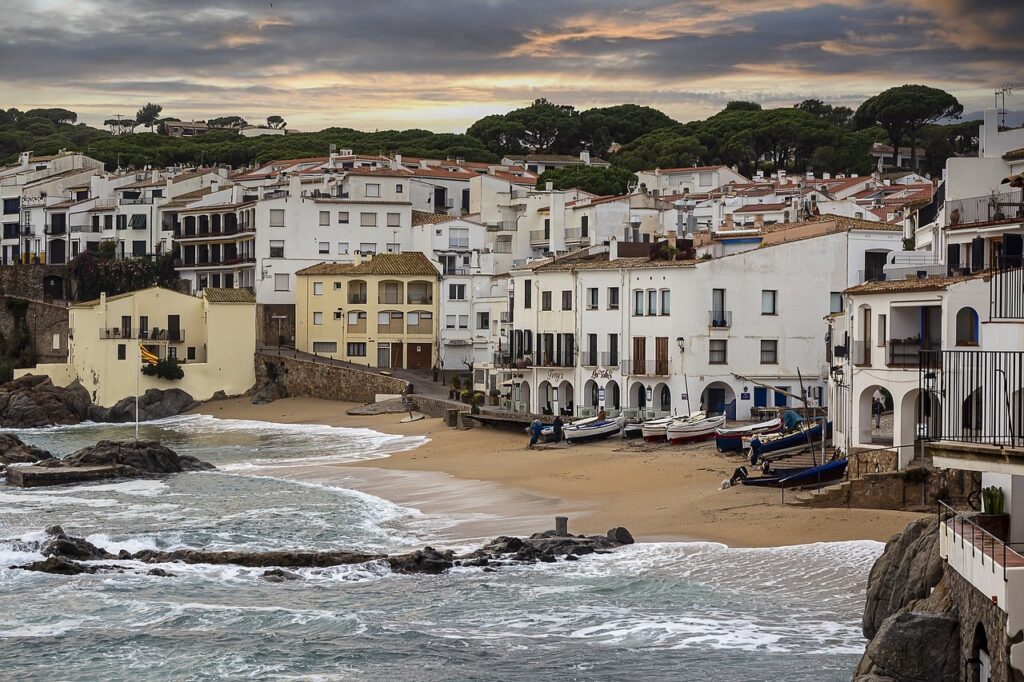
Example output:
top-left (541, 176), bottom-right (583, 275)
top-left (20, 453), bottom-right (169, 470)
top-left (391, 342), bottom-right (404, 370)
top-left (655, 337), bottom-right (668, 375)
top-left (632, 336), bottom-right (646, 375)
top-left (407, 343), bottom-right (431, 369)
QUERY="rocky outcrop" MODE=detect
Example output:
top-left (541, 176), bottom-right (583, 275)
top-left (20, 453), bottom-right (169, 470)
top-left (861, 515), bottom-right (944, 639)
top-left (0, 432), bottom-right (54, 475)
top-left (0, 375), bottom-right (197, 427)
top-left (7, 441), bottom-right (214, 487)
top-left (858, 612), bottom-right (960, 682)
top-left (15, 525), bottom-right (635, 577)
top-left (249, 360), bottom-right (289, 405)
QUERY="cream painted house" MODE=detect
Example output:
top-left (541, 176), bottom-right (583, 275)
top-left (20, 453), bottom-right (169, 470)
top-left (295, 252), bottom-right (440, 370)
top-left (16, 286), bottom-right (256, 406)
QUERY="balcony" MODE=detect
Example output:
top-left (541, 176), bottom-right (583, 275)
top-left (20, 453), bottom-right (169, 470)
top-left (348, 294), bottom-right (367, 305)
top-left (534, 353), bottom-right (575, 368)
top-left (580, 351), bottom-right (617, 367)
top-left (622, 357), bottom-right (670, 376)
top-left (938, 502), bottom-right (1024, 622)
top-left (529, 230), bottom-right (548, 245)
top-left (100, 328), bottom-right (184, 341)
top-left (19, 224), bottom-right (33, 236)
top-left (947, 189), bottom-right (1024, 228)
top-left (43, 224), bottom-right (66, 236)
top-left (120, 197), bottom-right (154, 205)
top-left (486, 221), bottom-right (516, 232)
top-left (407, 295), bottom-right (433, 305)
top-left (991, 261), bottom-right (1024, 320)
top-left (852, 340), bottom-right (871, 366)
top-left (180, 256), bottom-right (255, 269)
top-left (565, 228), bottom-right (591, 245)
top-left (493, 241), bottom-right (513, 254)
top-left (447, 239), bottom-right (470, 250)
top-left (708, 310), bottom-right (732, 329)
top-left (887, 338), bottom-right (940, 368)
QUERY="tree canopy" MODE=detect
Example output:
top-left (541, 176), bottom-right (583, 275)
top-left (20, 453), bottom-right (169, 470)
top-left (135, 103), bottom-right (163, 132)
top-left (854, 85), bottom-right (963, 166)
top-left (208, 115), bottom-right (248, 128)
top-left (267, 115), bottom-right (286, 129)
top-left (535, 165), bottom-right (637, 196)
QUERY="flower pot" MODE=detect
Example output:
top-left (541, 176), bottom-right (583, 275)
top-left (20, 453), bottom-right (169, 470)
top-left (975, 513), bottom-right (1011, 543)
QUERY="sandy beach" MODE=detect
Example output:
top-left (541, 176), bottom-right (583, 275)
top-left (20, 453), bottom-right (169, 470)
top-left (193, 396), bottom-right (924, 547)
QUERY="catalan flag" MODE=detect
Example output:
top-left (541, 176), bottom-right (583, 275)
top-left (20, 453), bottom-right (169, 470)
top-left (139, 344), bottom-right (159, 366)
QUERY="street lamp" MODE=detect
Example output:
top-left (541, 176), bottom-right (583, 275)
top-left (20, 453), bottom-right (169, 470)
top-left (676, 336), bottom-right (685, 352)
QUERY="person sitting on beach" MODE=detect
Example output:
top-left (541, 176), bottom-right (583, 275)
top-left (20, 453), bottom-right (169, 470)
top-left (528, 418), bottom-right (543, 449)
top-left (597, 408), bottom-right (607, 421)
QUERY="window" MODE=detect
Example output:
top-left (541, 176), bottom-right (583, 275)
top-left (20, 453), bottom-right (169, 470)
top-left (709, 339), bottom-right (727, 364)
top-left (878, 314), bottom-right (887, 347)
top-left (274, 273), bottom-right (289, 291)
top-left (187, 346), bottom-right (196, 361)
top-left (313, 312), bottom-right (324, 325)
top-left (116, 215), bottom-right (127, 230)
top-left (660, 290), bottom-right (670, 316)
top-left (386, 212), bottom-right (401, 228)
top-left (334, 282), bottom-right (342, 290)
top-left (333, 310), bottom-right (343, 320)
top-left (608, 287), bottom-right (619, 310)
top-left (541, 291), bottom-right (552, 311)
top-left (348, 310), bottom-right (366, 325)
top-left (269, 209), bottom-right (285, 227)
top-left (608, 333), bottom-right (619, 364)
top-left (647, 290), bottom-right (657, 316)
top-left (830, 292), bottom-right (843, 314)
top-left (633, 290), bottom-right (644, 316)
top-left (760, 340), bottom-right (778, 364)
top-left (319, 211), bottom-right (330, 226)
top-left (561, 290), bottom-right (572, 311)
top-left (587, 288), bottom-right (598, 309)
top-left (523, 280), bottom-right (532, 308)
top-left (104, 215), bottom-right (113, 230)
top-left (458, 315), bottom-right (469, 329)
top-left (761, 290), bottom-right (777, 315)
top-left (346, 342), bottom-right (367, 357)
top-left (477, 312), bottom-right (490, 329)
top-left (167, 346), bottom-right (177, 360)
top-left (366, 183), bottom-right (380, 198)
top-left (580, 215), bottom-right (589, 237)
top-left (360, 212), bottom-right (377, 227)
top-left (386, 243), bottom-right (401, 254)
top-left (449, 227), bottom-right (469, 249)
top-left (446, 315), bottom-right (456, 329)
top-left (313, 282), bottom-right (324, 296)
top-left (338, 242), bottom-right (349, 254)
top-left (117, 343), bottom-right (126, 360)
top-left (318, 242), bottom-right (329, 254)
top-left (396, 184), bottom-right (404, 194)
top-left (51, 333), bottom-right (60, 351)
top-left (269, 240), bottom-right (285, 258)
top-left (956, 307), bottom-right (979, 346)
top-left (359, 243), bottom-right (376, 255)
top-left (338, 211), bottom-right (349, 224)
top-left (448, 283), bottom-right (466, 300)
top-left (313, 341), bottom-right (337, 354)
top-left (129, 214), bottom-right (146, 229)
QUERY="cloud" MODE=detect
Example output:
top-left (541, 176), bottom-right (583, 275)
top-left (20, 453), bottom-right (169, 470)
top-left (1, 0), bottom-right (1021, 131)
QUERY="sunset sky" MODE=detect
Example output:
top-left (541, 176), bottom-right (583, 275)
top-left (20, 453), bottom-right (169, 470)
top-left (2, 0), bottom-right (1022, 132)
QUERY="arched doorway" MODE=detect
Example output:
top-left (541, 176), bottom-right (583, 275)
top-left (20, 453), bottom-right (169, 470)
top-left (956, 307), bottom-right (980, 346)
top-left (47, 239), bottom-right (66, 265)
top-left (42, 275), bottom-right (64, 300)
top-left (656, 382), bottom-right (671, 413)
top-left (516, 380), bottom-right (531, 413)
top-left (899, 388), bottom-right (941, 468)
top-left (631, 382), bottom-right (648, 411)
top-left (702, 382), bottom-right (736, 419)
top-left (605, 380), bottom-right (620, 411)
top-left (558, 380), bottom-right (574, 416)
top-left (971, 622), bottom-right (991, 682)
top-left (859, 385), bottom-right (893, 446)
top-left (538, 380), bottom-right (553, 415)
top-left (962, 387), bottom-right (983, 441)
top-left (583, 380), bottom-right (599, 411)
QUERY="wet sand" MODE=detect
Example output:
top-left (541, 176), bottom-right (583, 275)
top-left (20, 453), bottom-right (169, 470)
top-left (194, 397), bottom-right (924, 546)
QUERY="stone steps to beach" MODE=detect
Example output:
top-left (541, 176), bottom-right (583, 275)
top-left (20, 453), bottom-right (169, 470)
top-left (786, 480), bottom-right (851, 506)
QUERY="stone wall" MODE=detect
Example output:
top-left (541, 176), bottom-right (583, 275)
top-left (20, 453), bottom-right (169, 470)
top-left (0, 265), bottom-right (68, 301)
top-left (798, 466), bottom-right (975, 510)
top-left (0, 297), bottom-right (69, 365)
top-left (945, 563), bottom-right (1024, 682)
top-left (412, 395), bottom-right (469, 419)
top-left (254, 353), bottom-right (408, 403)
top-left (848, 447), bottom-right (899, 479)
top-left (257, 304), bottom-right (295, 346)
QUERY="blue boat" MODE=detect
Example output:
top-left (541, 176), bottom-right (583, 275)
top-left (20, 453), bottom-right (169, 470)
top-left (748, 419), bottom-right (832, 463)
top-left (741, 458), bottom-right (848, 488)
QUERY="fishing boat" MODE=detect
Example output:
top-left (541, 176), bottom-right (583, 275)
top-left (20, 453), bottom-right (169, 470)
top-left (564, 416), bottom-right (625, 444)
top-left (666, 414), bottom-right (726, 445)
top-left (641, 412), bottom-right (704, 442)
top-left (623, 421), bottom-right (644, 439)
top-left (541, 416), bottom-right (596, 442)
top-left (748, 419), bottom-right (832, 462)
top-left (714, 418), bottom-right (782, 453)
top-left (740, 457), bottom-right (848, 488)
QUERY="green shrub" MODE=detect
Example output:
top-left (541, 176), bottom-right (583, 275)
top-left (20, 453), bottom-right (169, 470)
top-left (141, 357), bottom-right (184, 381)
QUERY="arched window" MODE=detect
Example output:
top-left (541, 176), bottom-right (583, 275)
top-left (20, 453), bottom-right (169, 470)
top-left (956, 307), bottom-right (979, 346)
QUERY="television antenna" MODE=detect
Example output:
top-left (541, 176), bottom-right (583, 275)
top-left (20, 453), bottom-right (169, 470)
top-left (995, 83), bottom-right (1015, 128)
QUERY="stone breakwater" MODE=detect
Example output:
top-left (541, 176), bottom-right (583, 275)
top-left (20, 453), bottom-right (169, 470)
top-left (854, 516), bottom-right (1024, 682)
top-left (13, 525), bottom-right (635, 578)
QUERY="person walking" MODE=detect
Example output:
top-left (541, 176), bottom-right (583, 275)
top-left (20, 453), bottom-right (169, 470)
top-left (872, 397), bottom-right (883, 429)
top-left (552, 415), bottom-right (564, 443)
top-left (528, 418), bottom-right (543, 449)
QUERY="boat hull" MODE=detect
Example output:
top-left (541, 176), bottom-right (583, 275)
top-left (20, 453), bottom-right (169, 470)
top-left (741, 458), bottom-right (848, 488)
top-left (749, 421), bottom-right (832, 461)
top-left (715, 418), bottom-right (782, 453)
top-left (666, 416), bottom-right (726, 445)
top-left (564, 418), bottom-right (623, 444)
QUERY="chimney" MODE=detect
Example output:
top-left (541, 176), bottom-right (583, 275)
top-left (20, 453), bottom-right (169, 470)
top-left (211, 179), bottom-right (220, 193)
top-left (823, 172), bottom-right (831, 180)
top-left (456, 157), bottom-right (465, 166)
top-left (545, 181), bottom-right (553, 191)
top-left (151, 169), bottom-right (160, 183)
top-left (391, 154), bottom-right (402, 170)
top-left (353, 251), bottom-right (362, 266)
top-left (579, 150), bottom-right (591, 166)
top-left (288, 174), bottom-right (301, 197)
top-left (232, 185), bottom-right (243, 203)
top-left (724, 213), bottom-right (734, 229)
top-left (754, 214), bottom-right (764, 228)
top-left (609, 237), bottom-right (618, 261)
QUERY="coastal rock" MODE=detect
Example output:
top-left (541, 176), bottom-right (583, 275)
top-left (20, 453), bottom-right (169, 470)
top-left (249, 360), bottom-right (289, 405)
top-left (607, 527), bottom-right (635, 545)
top-left (387, 547), bottom-right (454, 574)
top-left (262, 568), bottom-right (301, 582)
top-left (0, 375), bottom-right (197, 427)
top-left (16, 556), bottom-right (106, 575)
top-left (129, 548), bottom-right (382, 568)
top-left (40, 525), bottom-right (115, 561)
top-left (854, 611), bottom-right (959, 682)
top-left (0, 432), bottom-right (54, 472)
top-left (861, 516), bottom-right (943, 639)
top-left (58, 440), bottom-right (214, 475)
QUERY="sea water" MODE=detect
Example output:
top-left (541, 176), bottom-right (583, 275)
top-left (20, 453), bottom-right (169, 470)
top-left (0, 416), bottom-right (878, 681)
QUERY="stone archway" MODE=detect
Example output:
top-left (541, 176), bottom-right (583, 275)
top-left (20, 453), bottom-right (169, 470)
top-left (859, 385), bottom-right (893, 447)
top-left (558, 380), bottom-right (574, 416)
top-left (701, 381), bottom-right (736, 419)
top-left (538, 380), bottom-right (553, 415)
top-left (655, 382), bottom-right (671, 413)
top-left (517, 380), bottom-right (531, 413)
top-left (605, 380), bottom-right (620, 411)
top-left (630, 381), bottom-right (648, 411)
top-left (583, 379), bottom-right (599, 411)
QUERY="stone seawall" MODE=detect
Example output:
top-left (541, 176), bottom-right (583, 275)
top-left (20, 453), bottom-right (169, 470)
top-left (0, 297), bottom-right (69, 365)
top-left (253, 353), bottom-right (409, 404)
top-left (0, 264), bottom-right (68, 301)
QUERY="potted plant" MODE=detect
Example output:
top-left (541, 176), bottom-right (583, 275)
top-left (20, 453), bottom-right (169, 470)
top-left (488, 388), bottom-right (500, 406)
top-left (976, 486), bottom-right (1010, 542)
top-left (449, 376), bottom-right (461, 400)
top-left (470, 392), bottom-right (484, 415)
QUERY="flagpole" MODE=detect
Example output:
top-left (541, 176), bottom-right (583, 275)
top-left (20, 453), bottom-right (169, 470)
top-left (135, 341), bottom-right (140, 442)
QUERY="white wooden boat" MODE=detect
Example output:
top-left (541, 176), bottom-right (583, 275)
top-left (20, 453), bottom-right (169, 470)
top-left (641, 411), bottom-right (705, 443)
top-left (564, 416), bottom-right (625, 444)
top-left (666, 414), bottom-right (727, 445)
top-left (714, 417), bottom-right (782, 452)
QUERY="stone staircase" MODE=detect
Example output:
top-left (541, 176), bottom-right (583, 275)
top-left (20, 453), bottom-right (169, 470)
top-left (785, 479), bottom-right (853, 506)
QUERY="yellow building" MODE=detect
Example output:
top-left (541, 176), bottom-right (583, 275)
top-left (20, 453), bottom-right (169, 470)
top-left (295, 253), bottom-right (439, 369)
top-left (16, 286), bottom-right (256, 406)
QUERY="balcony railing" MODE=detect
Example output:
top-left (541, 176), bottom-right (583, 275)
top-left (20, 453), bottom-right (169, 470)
top-left (709, 310), bottom-right (732, 328)
top-left (348, 295), bottom-right (367, 305)
top-left (378, 292), bottom-right (403, 305)
top-left (565, 228), bottom-right (590, 244)
top-left (946, 189), bottom-right (1024, 228)
top-left (855, 268), bottom-right (887, 284)
top-left (991, 261), bottom-right (1024, 320)
top-left (120, 197), bottom-right (154, 205)
top-left (493, 241), bottom-right (513, 254)
top-left (852, 340), bottom-right (871, 366)
top-left (529, 230), bottom-right (548, 244)
top-left (920, 349), bottom-right (1024, 448)
top-left (100, 328), bottom-right (184, 341)
top-left (887, 338), bottom-right (940, 368)
top-left (448, 239), bottom-right (470, 250)
top-left (938, 501), bottom-right (1024, 585)
top-left (487, 221), bottom-right (516, 232)
top-left (43, 225), bottom-right (66, 235)
top-left (580, 351), bottom-right (617, 367)
top-left (534, 353), bottom-right (575, 368)
top-left (622, 357), bottom-right (670, 376)
top-left (407, 295), bottom-right (433, 305)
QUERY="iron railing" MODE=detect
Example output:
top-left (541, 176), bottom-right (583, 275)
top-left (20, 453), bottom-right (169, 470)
top-left (991, 261), bottom-right (1024, 320)
top-left (938, 500), bottom-right (1024, 583)
top-left (920, 349), bottom-right (1024, 447)
top-left (709, 310), bottom-right (732, 328)
top-left (888, 339), bottom-right (940, 368)
top-left (852, 340), bottom-right (872, 366)
top-left (579, 351), bottom-right (616, 367)
top-left (529, 230), bottom-right (547, 244)
top-left (946, 189), bottom-right (1024, 227)
top-left (621, 358), bottom-right (670, 376)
